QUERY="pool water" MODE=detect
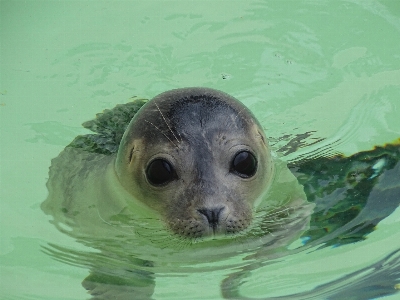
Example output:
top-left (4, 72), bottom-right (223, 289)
top-left (1, 1), bottom-right (400, 299)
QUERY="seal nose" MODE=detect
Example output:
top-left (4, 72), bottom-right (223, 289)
top-left (197, 207), bottom-right (225, 227)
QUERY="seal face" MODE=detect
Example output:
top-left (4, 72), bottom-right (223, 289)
top-left (115, 87), bottom-right (274, 238)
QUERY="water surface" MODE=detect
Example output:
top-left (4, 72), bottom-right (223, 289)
top-left (1, 1), bottom-right (400, 299)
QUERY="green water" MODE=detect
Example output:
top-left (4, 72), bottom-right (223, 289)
top-left (1, 1), bottom-right (400, 299)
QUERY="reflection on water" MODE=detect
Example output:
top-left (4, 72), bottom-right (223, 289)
top-left (41, 98), bottom-right (400, 299)
top-left (222, 249), bottom-right (400, 300)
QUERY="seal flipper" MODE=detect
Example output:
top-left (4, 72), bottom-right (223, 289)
top-left (82, 269), bottom-right (155, 300)
top-left (69, 98), bottom-right (147, 155)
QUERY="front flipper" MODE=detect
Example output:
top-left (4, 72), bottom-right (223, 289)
top-left (82, 268), bottom-right (155, 300)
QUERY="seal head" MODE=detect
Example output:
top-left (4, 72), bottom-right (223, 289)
top-left (115, 87), bottom-right (273, 238)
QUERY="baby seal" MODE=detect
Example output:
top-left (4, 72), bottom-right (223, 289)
top-left (115, 88), bottom-right (274, 238)
top-left (43, 87), bottom-right (310, 245)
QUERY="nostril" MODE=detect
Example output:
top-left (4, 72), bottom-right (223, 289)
top-left (197, 207), bottom-right (225, 227)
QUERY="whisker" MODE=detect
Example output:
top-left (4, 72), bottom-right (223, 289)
top-left (96, 209), bottom-right (136, 236)
top-left (262, 207), bottom-right (294, 219)
top-left (144, 119), bottom-right (179, 148)
top-left (234, 108), bottom-right (245, 121)
top-left (154, 102), bottom-right (182, 144)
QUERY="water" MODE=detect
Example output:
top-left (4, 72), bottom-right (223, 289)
top-left (1, 1), bottom-right (400, 299)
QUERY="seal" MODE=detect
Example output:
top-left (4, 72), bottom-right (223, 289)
top-left (41, 88), bottom-right (400, 299)
top-left (42, 87), bottom-right (310, 245)
top-left (41, 87), bottom-right (315, 299)
top-left (114, 87), bottom-right (274, 238)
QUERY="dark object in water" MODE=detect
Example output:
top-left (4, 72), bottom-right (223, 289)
top-left (290, 142), bottom-right (400, 247)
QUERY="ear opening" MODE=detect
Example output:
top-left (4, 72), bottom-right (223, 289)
top-left (129, 146), bottom-right (135, 163)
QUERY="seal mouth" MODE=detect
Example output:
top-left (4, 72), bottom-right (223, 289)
top-left (166, 209), bottom-right (252, 239)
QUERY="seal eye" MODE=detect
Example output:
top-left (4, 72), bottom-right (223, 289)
top-left (231, 151), bottom-right (257, 178)
top-left (146, 159), bottom-right (176, 186)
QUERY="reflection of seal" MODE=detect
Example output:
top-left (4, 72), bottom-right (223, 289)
top-left (115, 88), bottom-right (274, 238)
